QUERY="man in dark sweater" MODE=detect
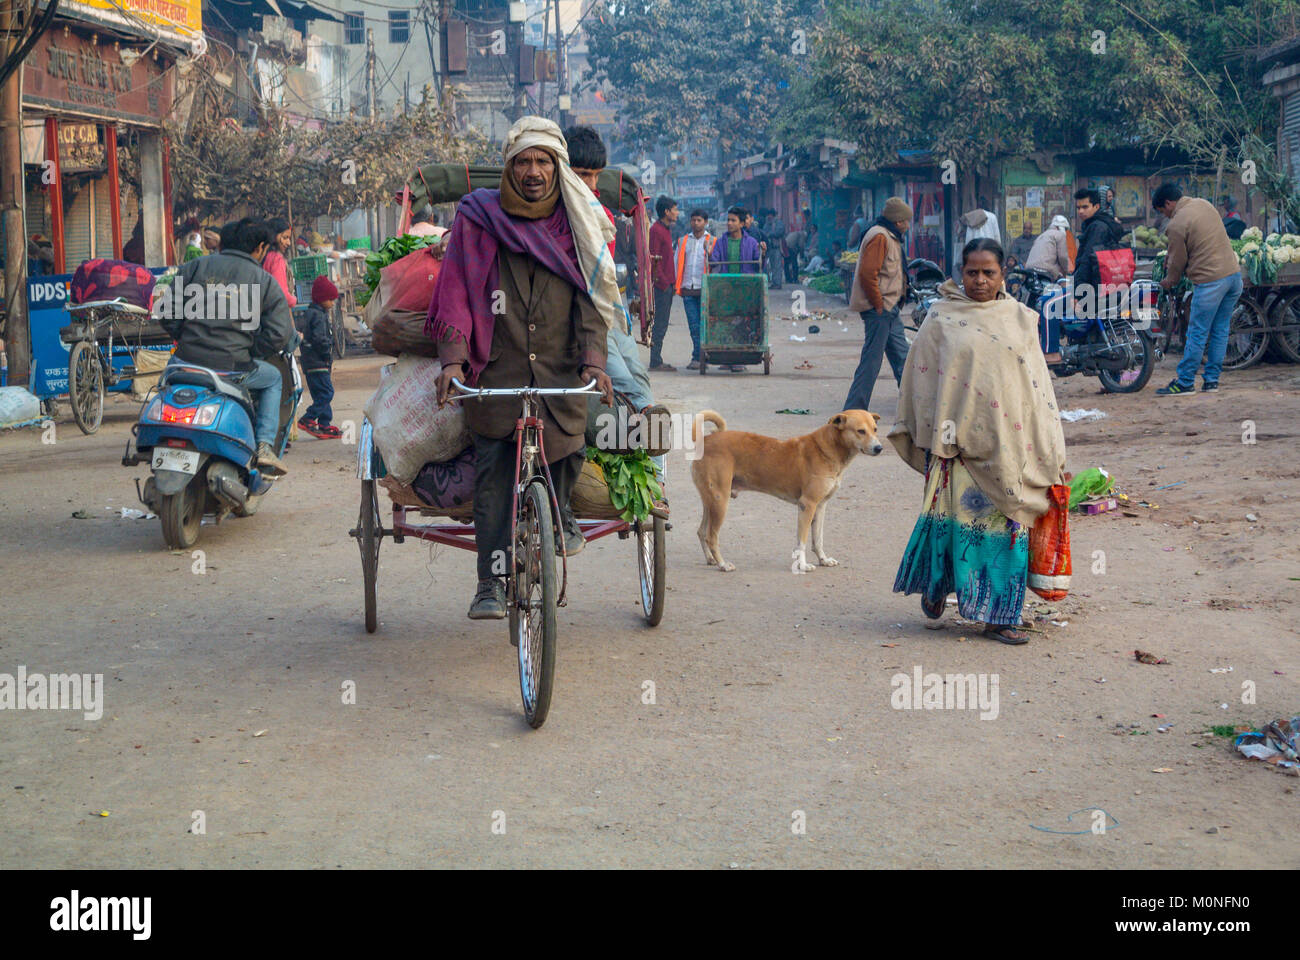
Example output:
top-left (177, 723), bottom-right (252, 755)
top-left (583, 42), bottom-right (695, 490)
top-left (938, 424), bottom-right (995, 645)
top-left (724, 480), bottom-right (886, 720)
top-left (1072, 187), bottom-right (1125, 306)
top-left (159, 217), bottom-right (294, 475)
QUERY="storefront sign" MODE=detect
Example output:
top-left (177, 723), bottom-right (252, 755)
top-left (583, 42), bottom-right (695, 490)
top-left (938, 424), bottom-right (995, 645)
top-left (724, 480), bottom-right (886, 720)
top-left (63, 0), bottom-right (202, 35)
top-left (24, 29), bottom-right (174, 127)
top-left (57, 122), bottom-right (104, 172)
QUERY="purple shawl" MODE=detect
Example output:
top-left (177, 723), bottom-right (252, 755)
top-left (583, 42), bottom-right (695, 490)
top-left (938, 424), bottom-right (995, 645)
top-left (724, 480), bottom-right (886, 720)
top-left (425, 188), bottom-right (585, 384)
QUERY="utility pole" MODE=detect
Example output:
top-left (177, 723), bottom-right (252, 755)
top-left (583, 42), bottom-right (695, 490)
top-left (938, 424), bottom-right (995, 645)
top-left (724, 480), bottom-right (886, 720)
top-left (366, 27), bottom-right (377, 246)
top-left (1, 1), bottom-right (30, 385)
top-left (553, 0), bottom-right (565, 128)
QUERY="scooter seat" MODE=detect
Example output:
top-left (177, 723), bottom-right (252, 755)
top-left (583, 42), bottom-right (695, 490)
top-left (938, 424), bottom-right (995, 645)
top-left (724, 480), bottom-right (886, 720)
top-left (161, 364), bottom-right (256, 419)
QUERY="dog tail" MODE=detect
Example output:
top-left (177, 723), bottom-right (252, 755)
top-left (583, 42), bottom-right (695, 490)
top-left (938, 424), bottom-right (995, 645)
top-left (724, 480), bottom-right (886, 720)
top-left (692, 410), bottom-right (726, 445)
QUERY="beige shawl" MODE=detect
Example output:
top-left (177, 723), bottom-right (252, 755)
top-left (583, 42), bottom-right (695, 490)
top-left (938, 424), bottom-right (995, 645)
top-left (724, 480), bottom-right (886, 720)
top-left (888, 279), bottom-right (1066, 525)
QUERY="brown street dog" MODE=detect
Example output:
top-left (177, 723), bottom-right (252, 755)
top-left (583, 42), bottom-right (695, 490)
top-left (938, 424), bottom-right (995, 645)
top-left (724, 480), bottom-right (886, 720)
top-left (690, 409), bottom-right (884, 573)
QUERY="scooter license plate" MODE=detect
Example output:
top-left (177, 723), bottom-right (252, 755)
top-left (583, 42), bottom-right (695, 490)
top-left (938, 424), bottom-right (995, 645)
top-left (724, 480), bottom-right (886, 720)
top-left (152, 448), bottom-right (199, 475)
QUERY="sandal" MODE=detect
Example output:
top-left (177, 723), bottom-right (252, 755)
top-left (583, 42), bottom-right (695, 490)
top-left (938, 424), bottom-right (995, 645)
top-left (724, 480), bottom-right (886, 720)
top-left (920, 594), bottom-right (945, 620)
top-left (984, 624), bottom-right (1029, 645)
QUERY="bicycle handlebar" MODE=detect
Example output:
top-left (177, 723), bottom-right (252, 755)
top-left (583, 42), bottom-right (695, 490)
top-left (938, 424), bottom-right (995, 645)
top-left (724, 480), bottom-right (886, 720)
top-left (449, 378), bottom-right (601, 399)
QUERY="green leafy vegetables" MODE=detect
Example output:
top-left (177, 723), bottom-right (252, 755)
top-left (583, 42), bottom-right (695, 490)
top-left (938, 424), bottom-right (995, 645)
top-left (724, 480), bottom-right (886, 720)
top-left (585, 447), bottom-right (663, 522)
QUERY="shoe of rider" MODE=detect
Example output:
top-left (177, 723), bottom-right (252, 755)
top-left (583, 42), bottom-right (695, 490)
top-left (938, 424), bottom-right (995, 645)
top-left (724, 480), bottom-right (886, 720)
top-left (257, 442), bottom-right (289, 477)
top-left (558, 516), bottom-right (585, 557)
top-left (468, 578), bottom-right (507, 620)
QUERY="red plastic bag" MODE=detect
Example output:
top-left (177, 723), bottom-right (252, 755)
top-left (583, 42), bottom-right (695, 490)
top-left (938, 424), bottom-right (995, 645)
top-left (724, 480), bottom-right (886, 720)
top-left (1096, 247), bottom-right (1135, 292)
top-left (1028, 484), bottom-right (1071, 600)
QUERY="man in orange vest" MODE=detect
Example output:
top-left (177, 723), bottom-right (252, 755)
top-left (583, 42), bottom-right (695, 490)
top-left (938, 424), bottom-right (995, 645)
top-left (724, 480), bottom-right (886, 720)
top-left (674, 208), bottom-right (715, 370)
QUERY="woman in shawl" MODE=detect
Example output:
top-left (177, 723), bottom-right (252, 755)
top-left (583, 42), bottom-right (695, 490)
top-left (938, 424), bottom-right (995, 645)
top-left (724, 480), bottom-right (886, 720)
top-left (889, 239), bottom-right (1066, 644)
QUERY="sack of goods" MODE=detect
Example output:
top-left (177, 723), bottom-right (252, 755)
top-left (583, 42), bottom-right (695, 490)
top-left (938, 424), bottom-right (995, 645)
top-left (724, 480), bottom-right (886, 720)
top-left (363, 355), bottom-right (470, 483)
top-left (365, 246), bottom-right (442, 357)
top-left (71, 258), bottom-right (156, 309)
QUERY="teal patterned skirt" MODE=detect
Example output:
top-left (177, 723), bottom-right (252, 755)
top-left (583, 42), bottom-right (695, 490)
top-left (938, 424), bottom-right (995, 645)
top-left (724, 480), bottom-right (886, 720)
top-left (894, 455), bottom-right (1028, 627)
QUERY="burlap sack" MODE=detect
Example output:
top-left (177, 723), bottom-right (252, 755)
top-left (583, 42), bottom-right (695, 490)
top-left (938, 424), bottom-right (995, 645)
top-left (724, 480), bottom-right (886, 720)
top-left (570, 460), bottom-right (621, 520)
top-left (363, 355), bottom-right (470, 483)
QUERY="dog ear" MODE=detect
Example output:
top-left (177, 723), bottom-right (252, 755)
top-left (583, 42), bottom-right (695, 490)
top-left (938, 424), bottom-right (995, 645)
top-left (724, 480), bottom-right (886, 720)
top-left (869, 412), bottom-right (882, 424)
top-left (830, 414), bottom-right (845, 427)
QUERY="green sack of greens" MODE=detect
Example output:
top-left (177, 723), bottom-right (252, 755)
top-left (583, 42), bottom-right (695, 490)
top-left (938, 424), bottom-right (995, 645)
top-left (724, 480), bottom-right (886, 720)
top-left (584, 447), bottom-right (662, 522)
top-left (1068, 467), bottom-right (1114, 510)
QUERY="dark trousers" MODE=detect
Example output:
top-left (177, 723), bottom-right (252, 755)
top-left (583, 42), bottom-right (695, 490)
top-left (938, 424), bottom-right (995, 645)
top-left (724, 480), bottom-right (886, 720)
top-left (303, 368), bottom-right (334, 425)
top-left (472, 432), bottom-right (584, 582)
top-left (650, 287), bottom-right (674, 366)
top-left (843, 307), bottom-right (908, 412)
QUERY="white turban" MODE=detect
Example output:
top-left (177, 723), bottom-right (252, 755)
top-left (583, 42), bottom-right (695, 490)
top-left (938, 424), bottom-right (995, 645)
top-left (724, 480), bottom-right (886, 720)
top-left (1050, 214), bottom-right (1071, 231)
top-left (503, 116), bottom-right (625, 334)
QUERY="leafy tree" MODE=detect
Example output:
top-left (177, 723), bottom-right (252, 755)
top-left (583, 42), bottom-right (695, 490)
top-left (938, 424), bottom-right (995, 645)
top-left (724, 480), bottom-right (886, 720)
top-left (779, 0), bottom-right (1300, 214)
top-left (584, 0), bottom-right (824, 155)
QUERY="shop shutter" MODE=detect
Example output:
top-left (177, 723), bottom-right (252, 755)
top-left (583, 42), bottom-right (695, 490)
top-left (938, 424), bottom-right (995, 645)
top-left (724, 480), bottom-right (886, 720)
top-left (25, 181), bottom-right (50, 241)
top-left (94, 174), bottom-right (116, 257)
top-left (63, 181), bottom-right (94, 270)
top-left (1284, 93), bottom-right (1300, 188)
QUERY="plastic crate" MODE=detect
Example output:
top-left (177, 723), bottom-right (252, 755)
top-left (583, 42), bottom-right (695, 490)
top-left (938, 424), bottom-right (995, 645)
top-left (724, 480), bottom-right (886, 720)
top-left (290, 254), bottom-right (329, 286)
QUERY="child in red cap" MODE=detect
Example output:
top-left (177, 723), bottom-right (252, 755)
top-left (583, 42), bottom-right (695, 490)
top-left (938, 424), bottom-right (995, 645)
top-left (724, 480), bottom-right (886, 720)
top-left (296, 275), bottom-right (342, 438)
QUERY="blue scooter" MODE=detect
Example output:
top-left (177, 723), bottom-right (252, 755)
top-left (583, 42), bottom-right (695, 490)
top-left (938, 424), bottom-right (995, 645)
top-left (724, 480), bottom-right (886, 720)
top-left (123, 353), bottom-right (301, 549)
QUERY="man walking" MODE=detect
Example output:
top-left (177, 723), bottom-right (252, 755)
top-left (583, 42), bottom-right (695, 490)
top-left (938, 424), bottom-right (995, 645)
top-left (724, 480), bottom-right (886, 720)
top-left (674, 208), bottom-right (714, 370)
top-left (843, 196), bottom-right (912, 413)
top-left (430, 117), bottom-right (616, 619)
top-left (767, 209), bottom-right (785, 289)
top-left (1152, 183), bottom-right (1243, 395)
top-left (648, 195), bottom-right (680, 371)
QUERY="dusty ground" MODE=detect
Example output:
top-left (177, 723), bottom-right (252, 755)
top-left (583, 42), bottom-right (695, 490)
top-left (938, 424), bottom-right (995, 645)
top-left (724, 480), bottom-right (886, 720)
top-left (0, 286), bottom-right (1297, 869)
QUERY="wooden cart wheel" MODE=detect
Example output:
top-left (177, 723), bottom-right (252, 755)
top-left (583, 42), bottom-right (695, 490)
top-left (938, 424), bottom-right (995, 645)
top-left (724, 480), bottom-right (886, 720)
top-left (358, 478), bottom-right (381, 633)
top-left (1271, 291), bottom-right (1300, 364)
top-left (636, 515), bottom-right (666, 627)
top-left (1222, 296), bottom-right (1270, 371)
top-left (68, 340), bottom-right (105, 434)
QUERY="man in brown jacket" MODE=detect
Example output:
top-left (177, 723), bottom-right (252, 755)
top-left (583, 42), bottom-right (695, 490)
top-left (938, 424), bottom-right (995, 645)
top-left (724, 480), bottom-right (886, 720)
top-left (1151, 183), bottom-right (1242, 395)
top-left (433, 124), bottom-right (614, 619)
top-left (843, 196), bottom-right (912, 412)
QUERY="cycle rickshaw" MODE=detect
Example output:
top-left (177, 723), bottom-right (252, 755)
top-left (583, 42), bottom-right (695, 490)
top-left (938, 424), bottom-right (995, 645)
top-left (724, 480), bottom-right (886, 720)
top-left (349, 164), bottom-right (667, 729)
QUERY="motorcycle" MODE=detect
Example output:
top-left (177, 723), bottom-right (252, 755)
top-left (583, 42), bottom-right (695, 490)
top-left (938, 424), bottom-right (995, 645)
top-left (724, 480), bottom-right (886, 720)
top-left (123, 353), bottom-right (301, 549)
top-left (902, 258), bottom-right (947, 329)
top-left (1008, 267), bottom-right (1159, 394)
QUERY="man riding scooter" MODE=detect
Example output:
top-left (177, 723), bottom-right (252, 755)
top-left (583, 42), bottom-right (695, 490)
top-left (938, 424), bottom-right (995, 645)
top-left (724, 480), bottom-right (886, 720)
top-left (158, 218), bottom-right (295, 476)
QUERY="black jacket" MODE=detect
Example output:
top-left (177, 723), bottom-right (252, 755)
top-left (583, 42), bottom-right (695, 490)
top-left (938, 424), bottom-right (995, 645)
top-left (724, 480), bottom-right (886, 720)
top-left (1073, 210), bottom-right (1125, 291)
top-left (159, 250), bottom-right (294, 372)
top-left (296, 303), bottom-right (334, 370)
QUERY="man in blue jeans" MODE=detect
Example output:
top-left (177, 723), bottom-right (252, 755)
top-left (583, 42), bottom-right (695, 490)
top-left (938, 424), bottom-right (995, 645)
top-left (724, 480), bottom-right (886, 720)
top-left (159, 217), bottom-right (295, 473)
top-left (1151, 183), bottom-right (1243, 395)
top-left (843, 197), bottom-right (912, 412)
top-left (674, 209), bottom-right (714, 369)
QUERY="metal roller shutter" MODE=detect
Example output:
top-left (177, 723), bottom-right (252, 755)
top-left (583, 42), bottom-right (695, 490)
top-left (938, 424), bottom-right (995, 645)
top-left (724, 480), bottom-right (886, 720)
top-left (62, 180), bottom-right (94, 270)
top-left (94, 175), bottom-right (116, 257)
top-left (1284, 93), bottom-right (1300, 189)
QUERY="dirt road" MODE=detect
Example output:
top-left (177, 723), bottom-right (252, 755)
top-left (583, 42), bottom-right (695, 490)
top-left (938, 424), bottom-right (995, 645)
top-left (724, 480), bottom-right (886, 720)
top-left (1, 287), bottom-right (1296, 868)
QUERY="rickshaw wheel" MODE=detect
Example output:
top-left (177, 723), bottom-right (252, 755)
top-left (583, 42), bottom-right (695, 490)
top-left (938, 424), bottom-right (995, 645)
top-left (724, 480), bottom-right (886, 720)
top-left (636, 515), bottom-right (666, 626)
top-left (332, 302), bottom-right (347, 360)
top-left (359, 478), bottom-right (381, 633)
top-left (68, 341), bottom-right (104, 434)
top-left (1223, 297), bottom-right (1270, 371)
top-left (511, 480), bottom-right (557, 729)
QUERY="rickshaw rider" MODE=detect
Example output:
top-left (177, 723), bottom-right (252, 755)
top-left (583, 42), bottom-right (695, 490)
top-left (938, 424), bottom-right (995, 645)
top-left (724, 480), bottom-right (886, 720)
top-left (432, 117), bottom-right (618, 621)
top-left (159, 217), bottom-right (295, 477)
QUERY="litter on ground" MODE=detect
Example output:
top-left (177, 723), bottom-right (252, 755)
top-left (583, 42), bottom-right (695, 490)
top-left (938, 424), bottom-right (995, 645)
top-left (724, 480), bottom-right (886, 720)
top-left (1059, 408), bottom-right (1108, 422)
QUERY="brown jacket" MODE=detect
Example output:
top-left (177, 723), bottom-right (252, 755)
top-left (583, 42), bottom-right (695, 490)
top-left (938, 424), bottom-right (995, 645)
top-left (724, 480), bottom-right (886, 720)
top-left (1164, 196), bottom-right (1238, 286)
top-left (439, 249), bottom-right (608, 461)
top-left (849, 225), bottom-right (905, 313)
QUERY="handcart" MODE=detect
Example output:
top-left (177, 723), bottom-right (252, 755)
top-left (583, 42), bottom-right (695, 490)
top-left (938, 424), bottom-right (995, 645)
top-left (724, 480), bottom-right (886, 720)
top-left (60, 298), bottom-right (173, 434)
top-left (699, 270), bottom-right (771, 374)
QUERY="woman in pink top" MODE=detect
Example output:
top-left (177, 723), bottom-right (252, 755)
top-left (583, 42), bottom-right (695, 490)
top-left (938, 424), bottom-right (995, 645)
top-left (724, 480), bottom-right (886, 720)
top-left (262, 218), bottom-right (297, 308)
